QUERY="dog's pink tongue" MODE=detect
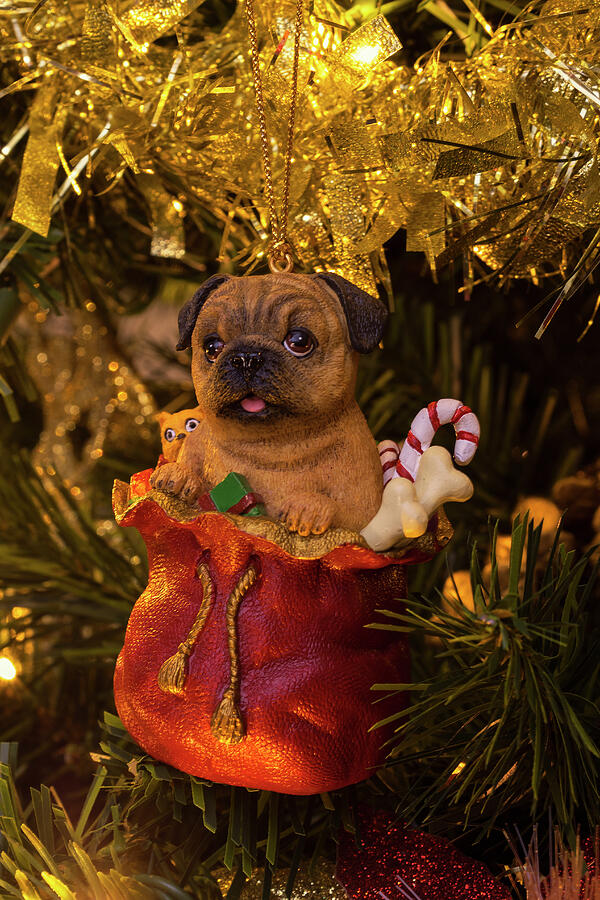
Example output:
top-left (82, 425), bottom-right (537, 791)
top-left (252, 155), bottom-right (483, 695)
top-left (241, 395), bottom-right (266, 413)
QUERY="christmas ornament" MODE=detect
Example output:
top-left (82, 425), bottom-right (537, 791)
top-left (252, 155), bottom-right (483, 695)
top-left (336, 807), bottom-right (511, 900)
top-left (113, 284), bottom-right (474, 796)
top-left (112, 0), bottom-right (479, 795)
top-left (114, 292), bottom-right (477, 794)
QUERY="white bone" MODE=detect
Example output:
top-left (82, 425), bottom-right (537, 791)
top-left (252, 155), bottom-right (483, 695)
top-left (360, 478), bottom-right (427, 553)
top-left (360, 446), bottom-right (473, 552)
top-left (415, 445), bottom-right (473, 513)
top-left (401, 499), bottom-right (430, 539)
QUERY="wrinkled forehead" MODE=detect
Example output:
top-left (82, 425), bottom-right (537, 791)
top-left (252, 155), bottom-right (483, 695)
top-left (194, 274), bottom-right (345, 337)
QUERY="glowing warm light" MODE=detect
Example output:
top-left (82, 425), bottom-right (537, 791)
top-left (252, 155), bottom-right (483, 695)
top-left (0, 657), bottom-right (17, 681)
top-left (11, 607), bottom-right (30, 618)
top-left (452, 762), bottom-right (466, 775)
top-left (349, 44), bottom-right (381, 67)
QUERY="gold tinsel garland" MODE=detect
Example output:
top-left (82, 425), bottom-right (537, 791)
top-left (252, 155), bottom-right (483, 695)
top-left (215, 861), bottom-right (348, 897)
top-left (2, 0), bottom-right (600, 328)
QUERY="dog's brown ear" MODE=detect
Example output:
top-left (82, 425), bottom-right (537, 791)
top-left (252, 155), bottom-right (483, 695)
top-left (176, 275), bottom-right (230, 350)
top-left (314, 273), bottom-right (388, 353)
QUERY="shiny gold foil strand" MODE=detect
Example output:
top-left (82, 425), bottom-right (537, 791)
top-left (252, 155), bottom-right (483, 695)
top-left (0, 71), bottom-right (39, 103)
top-left (5, 0), bottom-right (600, 302)
top-left (121, 0), bottom-right (206, 47)
top-left (0, 123), bottom-right (29, 164)
top-left (328, 14), bottom-right (402, 84)
top-left (150, 50), bottom-right (184, 128)
top-left (4, 120), bottom-right (110, 274)
top-left (81, 0), bottom-right (115, 65)
top-left (55, 138), bottom-right (82, 196)
top-left (11, 14), bottom-right (33, 68)
top-left (11, 81), bottom-right (63, 237)
top-left (406, 191), bottom-right (446, 265)
top-left (461, 0), bottom-right (494, 39)
top-left (104, 135), bottom-right (141, 173)
top-left (578, 290), bottom-right (600, 341)
top-left (533, 37), bottom-right (600, 112)
top-left (137, 174), bottom-right (186, 258)
top-left (321, 173), bottom-right (377, 293)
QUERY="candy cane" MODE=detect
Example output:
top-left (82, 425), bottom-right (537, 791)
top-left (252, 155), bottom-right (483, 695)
top-left (378, 440), bottom-right (400, 486)
top-left (394, 399), bottom-right (480, 483)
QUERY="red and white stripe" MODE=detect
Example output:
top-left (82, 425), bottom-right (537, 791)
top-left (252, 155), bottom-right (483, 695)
top-left (394, 399), bottom-right (480, 483)
top-left (378, 440), bottom-right (400, 486)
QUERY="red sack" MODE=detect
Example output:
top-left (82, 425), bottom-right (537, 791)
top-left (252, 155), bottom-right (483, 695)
top-left (113, 478), bottom-right (451, 795)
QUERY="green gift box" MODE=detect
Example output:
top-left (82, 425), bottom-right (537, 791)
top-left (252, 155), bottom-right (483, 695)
top-left (197, 472), bottom-right (266, 517)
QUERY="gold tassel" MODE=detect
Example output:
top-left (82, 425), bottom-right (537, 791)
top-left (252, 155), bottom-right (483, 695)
top-left (157, 563), bottom-right (213, 694)
top-left (157, 638), bottom-right (192, 694)
top-left (211, 687), bottom-right (245, 745)
top-left (211, 564), bottom-right (259, 744)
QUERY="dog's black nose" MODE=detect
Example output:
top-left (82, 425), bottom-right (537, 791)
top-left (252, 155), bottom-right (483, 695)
top-left (230, 351), bottom-right (263, 373)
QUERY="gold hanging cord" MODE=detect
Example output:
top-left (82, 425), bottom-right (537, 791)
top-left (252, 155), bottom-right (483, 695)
top-left (243, 0), bottom-right (304, 274)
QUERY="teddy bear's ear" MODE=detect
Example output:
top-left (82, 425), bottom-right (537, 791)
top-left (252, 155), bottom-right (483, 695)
top-left (176, 275), bottom-right (230, 351)
top-left (313, 273), bottom-right (388, 353)
top-left (155, 411), bottom-right (169, 427)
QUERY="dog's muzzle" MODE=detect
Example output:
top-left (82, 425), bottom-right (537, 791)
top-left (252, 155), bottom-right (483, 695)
top-left (229, 351), bottom-right (263, 375)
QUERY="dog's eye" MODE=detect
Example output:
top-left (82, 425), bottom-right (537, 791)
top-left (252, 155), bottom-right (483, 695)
top-left (185, 417), bottom-right (200, 432)
top-left (164, 427), bottom-right (176, 442)
top-left (203, 335), bottom-right (224, 362)
top-left (283, 328), bottom-right (317, 358)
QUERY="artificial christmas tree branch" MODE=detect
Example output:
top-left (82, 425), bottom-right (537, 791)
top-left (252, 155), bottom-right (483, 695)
top-left (372, 515), bottom-right (600, 836)
top-left (0, 452), bottom-right (144, 782)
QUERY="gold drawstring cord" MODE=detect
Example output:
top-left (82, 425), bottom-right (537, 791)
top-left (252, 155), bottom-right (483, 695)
top-left (157, 562), bottom-right (213, 694)
top-left (211, 564), bottom-right (259, 745)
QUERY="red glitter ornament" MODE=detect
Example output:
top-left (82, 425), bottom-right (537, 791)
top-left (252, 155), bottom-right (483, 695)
top-left (336, 808), bottom-right (511, 900)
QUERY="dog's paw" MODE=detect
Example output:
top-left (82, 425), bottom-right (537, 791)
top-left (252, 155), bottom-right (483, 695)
top-left (280, 493), bottom-right (335, 536)
top-left (150, 463), bottom-right (201, 501)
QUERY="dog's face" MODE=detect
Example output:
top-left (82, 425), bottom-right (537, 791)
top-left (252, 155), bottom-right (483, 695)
top-left (156, 406), bottom-right (202, 462)
top-left (176, 273), bottom-right (387, 436)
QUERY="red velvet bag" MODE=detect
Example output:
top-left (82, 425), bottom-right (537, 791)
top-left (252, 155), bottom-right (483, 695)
top-left (113, 475), bottom-right (451, 795)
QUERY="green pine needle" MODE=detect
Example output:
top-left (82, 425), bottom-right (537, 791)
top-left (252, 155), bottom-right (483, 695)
top-left (373, 514), bottom-right (600, 837)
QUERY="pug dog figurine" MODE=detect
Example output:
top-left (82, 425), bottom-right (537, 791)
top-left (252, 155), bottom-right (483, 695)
top-left (150, 272), bottom-right (388, 535)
